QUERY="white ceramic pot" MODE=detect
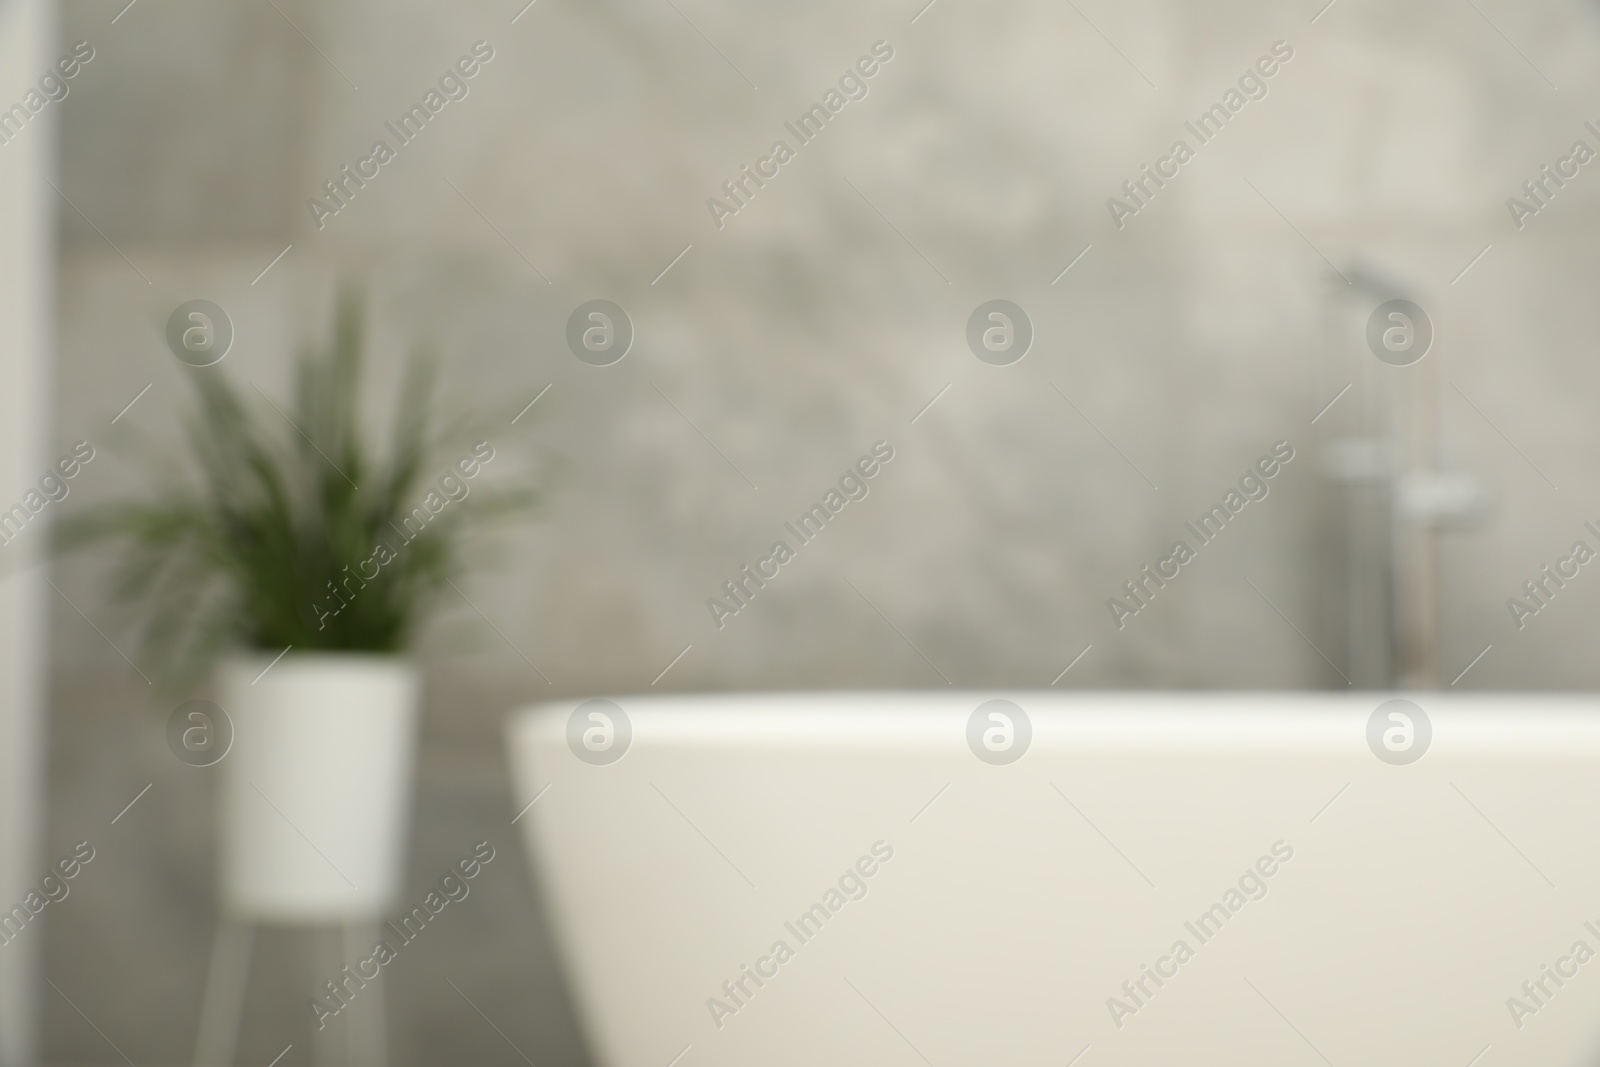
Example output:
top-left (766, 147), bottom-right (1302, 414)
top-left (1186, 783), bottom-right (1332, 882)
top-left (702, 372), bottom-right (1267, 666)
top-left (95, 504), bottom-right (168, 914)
top-left (217, 652), bottom-right (420, 923)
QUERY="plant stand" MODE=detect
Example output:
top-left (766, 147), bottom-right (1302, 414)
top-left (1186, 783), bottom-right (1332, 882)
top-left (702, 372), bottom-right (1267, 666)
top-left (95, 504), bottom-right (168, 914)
top-left (193, 653), bottom-right (420, 1067)
top-left (193, 918), bottom-right (389, 1067)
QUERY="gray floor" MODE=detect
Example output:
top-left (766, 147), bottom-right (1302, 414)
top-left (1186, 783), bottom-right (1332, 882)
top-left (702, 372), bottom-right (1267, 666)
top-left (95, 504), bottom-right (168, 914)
top-left (40, 666), bottom-right (593, 1067)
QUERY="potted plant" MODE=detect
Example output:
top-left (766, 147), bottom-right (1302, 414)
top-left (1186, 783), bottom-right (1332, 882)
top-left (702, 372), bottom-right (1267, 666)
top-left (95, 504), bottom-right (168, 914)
top-left (64, 294), bottom-right (535, 921)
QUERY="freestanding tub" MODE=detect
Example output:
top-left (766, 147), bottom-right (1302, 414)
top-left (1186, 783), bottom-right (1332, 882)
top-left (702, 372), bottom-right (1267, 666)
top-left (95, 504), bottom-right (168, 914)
top-left (508, 693), bottom-right (1600, 1066)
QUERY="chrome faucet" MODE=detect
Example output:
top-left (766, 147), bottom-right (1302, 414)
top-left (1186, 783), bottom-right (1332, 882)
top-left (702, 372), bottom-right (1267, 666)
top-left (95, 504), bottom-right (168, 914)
top-left (1318, 264), bottom-right (1489, 689)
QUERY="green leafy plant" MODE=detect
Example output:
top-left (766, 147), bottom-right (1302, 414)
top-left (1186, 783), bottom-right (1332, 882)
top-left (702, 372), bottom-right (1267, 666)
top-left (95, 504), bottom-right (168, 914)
top-left (61, 295), bottom-right (535, 685)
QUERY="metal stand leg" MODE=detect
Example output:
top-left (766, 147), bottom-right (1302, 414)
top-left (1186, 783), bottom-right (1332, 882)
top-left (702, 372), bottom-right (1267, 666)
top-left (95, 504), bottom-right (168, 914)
top-left (193, 918), bottom-right (254, 1067)
top-left (343, 924), bottom-right (387, 1067)
top-left (195, 920), bottom-right (386, 1067)
top-left (311, 926), bottom-right (345, 1067)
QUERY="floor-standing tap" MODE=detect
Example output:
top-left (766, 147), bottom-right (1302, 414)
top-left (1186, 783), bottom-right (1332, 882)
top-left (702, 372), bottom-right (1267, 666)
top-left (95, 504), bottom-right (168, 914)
top-left (1319, 265), bottom-right (1489, 689)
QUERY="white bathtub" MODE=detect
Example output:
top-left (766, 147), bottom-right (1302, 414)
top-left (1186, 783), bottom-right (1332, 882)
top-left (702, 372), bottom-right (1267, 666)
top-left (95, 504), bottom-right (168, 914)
top-left (507, 693), bottom-right (1600, 1066)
